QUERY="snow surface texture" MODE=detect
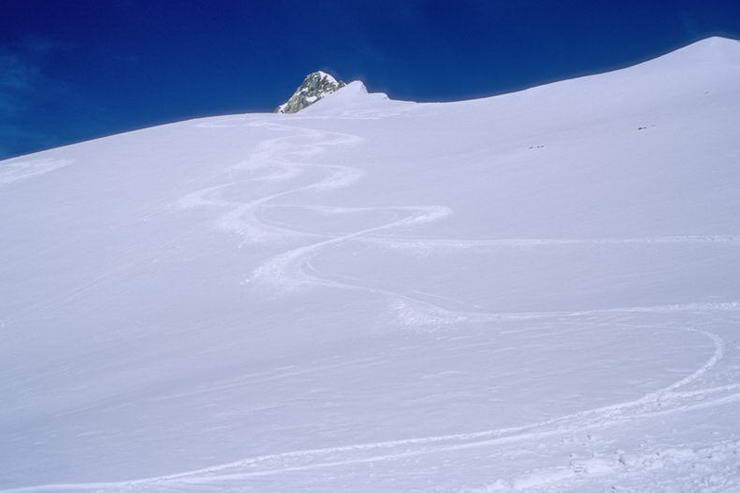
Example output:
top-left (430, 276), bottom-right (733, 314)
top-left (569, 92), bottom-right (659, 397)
top-left (2, 37), bottom-right (740, 492)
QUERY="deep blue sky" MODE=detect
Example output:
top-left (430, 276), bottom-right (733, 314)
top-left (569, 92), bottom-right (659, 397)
top-left (1, 0), bottom-right (739, 159)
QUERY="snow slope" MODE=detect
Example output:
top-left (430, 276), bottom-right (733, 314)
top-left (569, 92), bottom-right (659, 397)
top-left (2, 37), bottom-right (740, 492)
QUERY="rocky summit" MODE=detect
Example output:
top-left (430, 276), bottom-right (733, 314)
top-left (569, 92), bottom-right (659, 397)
top-left (275, 71), bottom-right (346, 113)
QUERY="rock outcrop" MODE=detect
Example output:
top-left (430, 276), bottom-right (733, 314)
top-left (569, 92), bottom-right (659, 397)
top-left (275, 71), bottom-right (346, 114)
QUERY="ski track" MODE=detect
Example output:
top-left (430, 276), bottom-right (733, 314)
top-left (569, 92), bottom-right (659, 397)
top-left (8, 117), bottom-right (740, 492)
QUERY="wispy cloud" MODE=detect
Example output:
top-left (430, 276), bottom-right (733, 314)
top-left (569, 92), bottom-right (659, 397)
top-left (0, 37), bottom-right (59, 109)
top-left (0, 51), bottom-right (41, 91)
top-left (0, 37), bottom-right (62, 159)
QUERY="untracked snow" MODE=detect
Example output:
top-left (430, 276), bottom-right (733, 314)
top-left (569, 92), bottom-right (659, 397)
top-left (2, 37), bottom-right (740, 492)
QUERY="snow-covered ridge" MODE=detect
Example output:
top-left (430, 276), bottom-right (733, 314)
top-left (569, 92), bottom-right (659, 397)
top-left (275, 37), bottom-right (740, 117)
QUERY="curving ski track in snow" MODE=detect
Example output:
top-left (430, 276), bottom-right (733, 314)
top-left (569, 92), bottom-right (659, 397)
top-left (6, 118), bottom-right (740, 492)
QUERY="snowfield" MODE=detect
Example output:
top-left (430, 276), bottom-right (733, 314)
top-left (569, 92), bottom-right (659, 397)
top-left (2, 37), bottom-right (740, 492)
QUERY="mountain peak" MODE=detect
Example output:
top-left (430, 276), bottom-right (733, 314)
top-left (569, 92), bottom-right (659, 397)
top-left (275, 71), bottom-right (347, 114)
